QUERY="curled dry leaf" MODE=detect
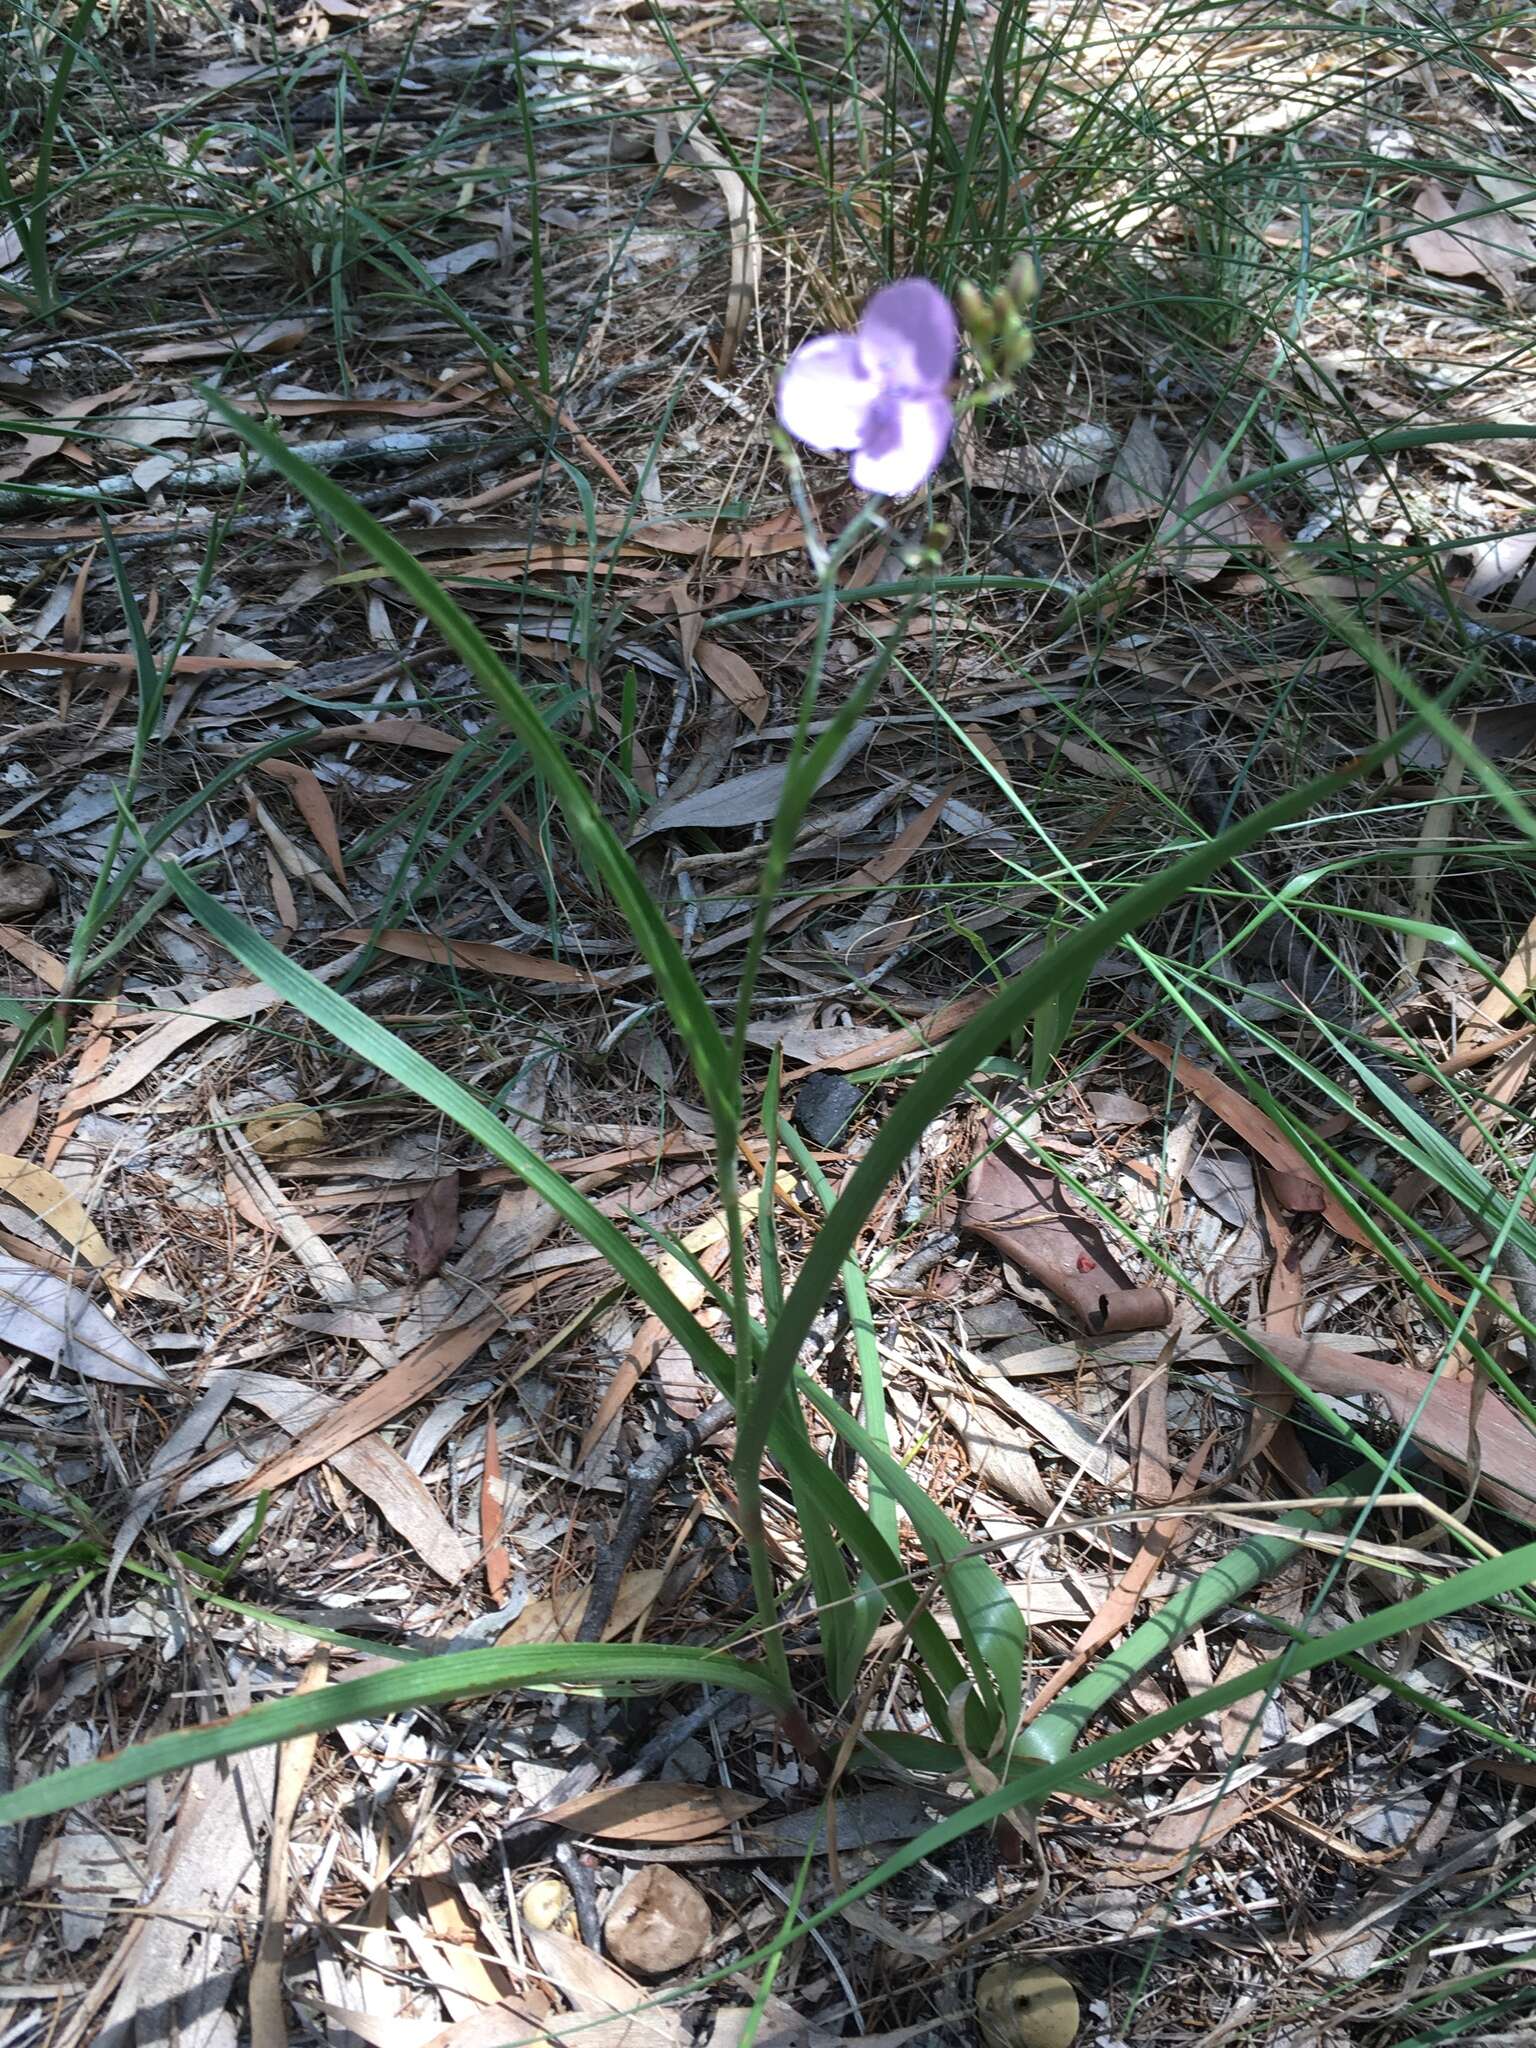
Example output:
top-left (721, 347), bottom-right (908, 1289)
top-left (664, 123), bottom-right (759, 375)
top-left (0, 861), bottom-right (56, 922)
top-left (963, 1135), bottom-right (1170, 1335)
top-left (521, 1878), bottom-right (577, 1934)
top-left (243, 1102), bottom-right (325, 1161)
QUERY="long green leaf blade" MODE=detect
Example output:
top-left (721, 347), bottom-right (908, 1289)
top-left (195, 389), bottom-right (735, 1119)
top-left (0, 1644), bottom-right (781, 1826)
top-left (158, 863), bottom-right (733, 1384)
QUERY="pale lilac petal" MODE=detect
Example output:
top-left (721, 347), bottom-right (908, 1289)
top-left (850, 393), bottom-right (952, 495)
top-left (776, 333), bottom-right (875, 452)
top-left (857, 279), bottom-right (957, 394)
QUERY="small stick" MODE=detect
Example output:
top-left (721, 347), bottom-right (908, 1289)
top-left (553, 1838), bottom-right (603, 1950)
top-left (576, 1399), bottom-right (734, 1645)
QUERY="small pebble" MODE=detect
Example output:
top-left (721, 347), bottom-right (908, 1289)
top-left (792, 1073), bottom-right (861, 1149)
top-left (977, 1959), bottom-right (1080, 2048)
top-left (0, 860), bottom-right (56, 921)
top-left (604, 1866), bottom-right (711, 1977)
top-left (520, 1877), bottom-right (575, 1934)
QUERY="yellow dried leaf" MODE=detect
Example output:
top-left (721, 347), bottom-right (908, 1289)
top-left (0, 1154), bottom-right (111, 1267)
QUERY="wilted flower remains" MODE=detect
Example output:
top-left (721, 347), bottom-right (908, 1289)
top-left (775, 278), bottom-right (957, 497)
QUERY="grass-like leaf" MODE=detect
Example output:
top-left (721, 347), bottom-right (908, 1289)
top-left (0, 1643), bottom-right (782, 1827)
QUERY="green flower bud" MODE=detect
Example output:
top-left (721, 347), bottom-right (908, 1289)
top-left (1006, 251), bottom-right (1040, 308)
top-left (956, 280), bottom-right (995, 344)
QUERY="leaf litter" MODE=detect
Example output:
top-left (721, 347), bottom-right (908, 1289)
top-left (2, 0), bottom-right (1535, 2043)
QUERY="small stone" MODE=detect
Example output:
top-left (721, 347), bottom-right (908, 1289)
top-left (792, 1073), bottom-right (861, 1149)
top-left (520, 1877), bottom-right (575, 1933)
top-left (603, 1866), bottom-right (711, 1978)
top-left (243, 1102), bottom-right (325, 1159)
top-left (0, 860), bottom-right (56, 921)
top-left (977, 1960), bottom-right (1080, 2048)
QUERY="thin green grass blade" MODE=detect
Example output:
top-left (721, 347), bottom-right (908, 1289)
top-left (776, 1117), bottom-right (899, 1680)
top-left (0, 1643), bottom-right (782, 1827)
top-left (156, 862), bottom-right (732, 1384)
top-left (758, 710), bottom-right (1433, 1408)
top-left (195, 389), bottom-right (735, 1120)
top-left (799, 1375), bottom-right (1024, 1736)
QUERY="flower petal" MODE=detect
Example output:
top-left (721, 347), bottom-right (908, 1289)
top-left (857, 279), bottom-right (957, 394)
top-left (850, 393), bottom-right (952, 496)
top-left (776, 333), bottom-right (875, 453)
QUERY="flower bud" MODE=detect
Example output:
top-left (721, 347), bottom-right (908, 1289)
top-left (1006, 251), bottom-right (1040, 308)
top-left (956, 280), bottom-right (995, 344)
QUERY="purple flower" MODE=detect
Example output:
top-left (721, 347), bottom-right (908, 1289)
top-left (776, 279), bottom-right (957, 497)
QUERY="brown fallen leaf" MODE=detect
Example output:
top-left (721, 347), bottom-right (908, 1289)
top-left (223, 1276), bottom-right (547, 1503)
top-left (786, 985), bottom-right (994, 1076)
top-left (1130, 1033), bottom-right (1370, 1246)
top-left (408, 1171), bottom-right (461, 1280)
top-left (140, 316), bottom-right (312, 363)
top-left (0, 647), bottom-right (292, 674)
top-left (632, 720), bottom-right (873, 840)
top-left (1102, 413), bottom-right (1171, 522)
top-left (531, 1925), bottom-right (686, 2046)
top-left (268, 716), bottom-right (468, 758)
top-left (225, 1370), bottom-right (471, 1581)
top-left (0, 1090), bottom-right (40, 1156)
top-left (540, 1783), bottom-right (762, 1843)
top-left (1478, 908), bottom-right (1536, 1027)
top-left (1154, 439), bottom-right (1255, 582)
top-left (963, 1136), bottom-right (1170, 1335)
top-left (0, 922), bottom-right (67, 991)
top-left (0, 380), bottom-right (138, 482)
top-left (257, 759), bottom-right (347, 887)
top-left (0, 1255), bottom-right (168, 1387)
top-left (249, 1646), bottom-right (329, 2048)
top-left (1406, 181), bottom-right (1536, 303)
top-left (693, 636), bottom-right (767, 728)
top-left (943, 1398), bottom-right (1051, 1515)
top-left (1103, 1784), bottom-right (1254, 1878)
top-left (0, 1154), bottom-right (111, 1268)
top-left (500, 1568), bottom-right (666, 1645)
top-left (332, 926), bottom-right (611, 987)
top-left (1245, 1330), bottom-right (1536, 1524)
top-left (480, 1411), bottom-right (511, 1602)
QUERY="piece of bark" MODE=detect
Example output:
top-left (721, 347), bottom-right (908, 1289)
top-left (963, 1140), bottom-right (1169, 1335)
